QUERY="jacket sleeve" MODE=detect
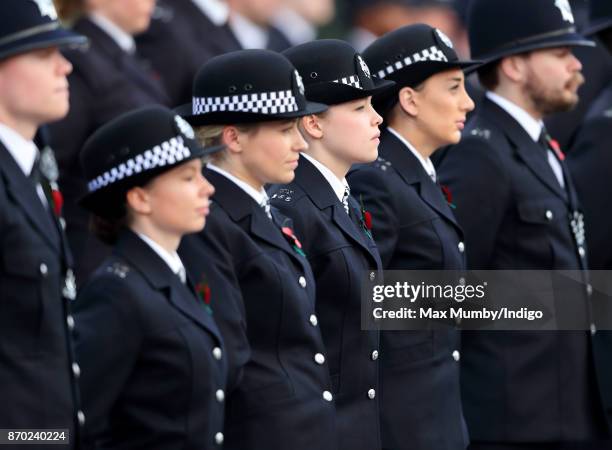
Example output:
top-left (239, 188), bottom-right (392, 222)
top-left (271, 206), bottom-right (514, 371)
top-left (436, 136), bottom-right (512, 269)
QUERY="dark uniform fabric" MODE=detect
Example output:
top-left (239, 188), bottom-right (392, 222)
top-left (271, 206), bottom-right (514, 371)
top-left (348, 129), bottom-right (469, 450)
top-left (436, 97), bottom-right (611, 443)
top-left (0, 142), bottom-right (80, 447)
top-left (567, 84), bottom-right (612, 270)
top-left (180, 167), bottom-right (339, 450)
top-left (136, 0), bottom-right (242, 106)
top-left (49, 18), bottom-right (170, 286)
top-left (269, 155), bottom-right (382, 450)
top-left (75, 230), bottom-right (226, 450)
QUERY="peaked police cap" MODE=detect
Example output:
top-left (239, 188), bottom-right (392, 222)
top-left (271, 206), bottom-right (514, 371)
top-left (282, 39), bottom-right (395, 106)
top-left (80, 106), bottom-right (223, 218)
top-left (0, 0), bottom-right (87, 61)
top-left (176, 49), bottom-right (327, 126)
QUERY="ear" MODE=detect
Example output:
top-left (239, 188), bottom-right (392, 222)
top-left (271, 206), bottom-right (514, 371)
top-left (221, 125), bottom-right (244, 155)
top-left (397, 86), bottom-right (419, 118)
top-left (500, 55), bottom-right (527, 83)
top-left (125, 186), bottom-right (152, 215)
top-left (300, 114), bottom-right (324, 140)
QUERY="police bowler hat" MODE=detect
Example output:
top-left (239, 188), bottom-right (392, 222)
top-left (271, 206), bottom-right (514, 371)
top-left (282, 39), bottom-right (395, 106)
top-left (583, 0), bottom-right (612, 37)
top-left (80, 106), bottom-right (224, 218)
top-left (468, 0), bottom-right (594, 65)
top-left (363, 23), bottom-right (479, 115)
top-left (176, 49), bottom-right (328, 126)
top-left (0, 0), bottom-right (87, 61)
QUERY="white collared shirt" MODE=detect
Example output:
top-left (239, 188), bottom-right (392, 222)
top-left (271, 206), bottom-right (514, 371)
top-left (229, 11), bottom-right (267, 50)
top-left (486, 91), bottom-right (565, 187)
top-left (89, 12), bottom-right (136, 54)
top-left (207, 163), bottom-right (269, 206)
top-left (300, 152), bottom-right (348, 203)
top-left (0, 123), bottom-right (48, 206)
top-left (137, 232), bottom-right (186, 280)
top-left (190, 0), bottom-right (229, 26)
top-left (0, 123), bottom-right (38, 177)
top-left (387, 127), bottom-right (437, 182)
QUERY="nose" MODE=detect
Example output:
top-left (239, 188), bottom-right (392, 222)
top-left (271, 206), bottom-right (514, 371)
top-left (568, 52), bottom-right (582, 72)
top-left (292, 126), bottom-right (308, 152)
top-left (461, 86), bottom-right (475, 113)
top-left (56, 51), bottom-right (72, 76)
top-left (370, 104), bottom-right (383, 126)
top-left (200, 173), bottom-right (215, 198)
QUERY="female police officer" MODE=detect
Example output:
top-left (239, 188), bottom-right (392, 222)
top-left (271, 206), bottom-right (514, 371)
top-left (269, 39), bottom-right (394, 450)
top-left (74, 106), bottom-right (227, 449)
top-left (176, 50), bottom-right (340, 450)
top-left (348, 24), bottom-right (477, 450)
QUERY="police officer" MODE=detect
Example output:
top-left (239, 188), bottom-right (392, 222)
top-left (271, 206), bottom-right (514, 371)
top-left (74, 106), bottom-right (226, 449)
top-left (176, 50), bottom-right (340, 450)
top-left (436, 0), bottom-right (612, 448)
top-left (50, 0), bottom-right (170, 285)
top-left (0, 0), bottom-right (86, 445)
top-left (269, 39), bottom-right (394, 450)
top-left (568, 0), bottom-right (612, 271)
top-left (136, 0), bottom-right (242, 106)
top-left (348, 24), bottom-right (477, 450)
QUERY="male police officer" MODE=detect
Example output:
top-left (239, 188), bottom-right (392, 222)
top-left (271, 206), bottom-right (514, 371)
top-left (437, 0), bottom-right (612, 448)
top-left (0, 0), bottom-right (86, 446)
top-left (568, 0), bottom-right (612, 271)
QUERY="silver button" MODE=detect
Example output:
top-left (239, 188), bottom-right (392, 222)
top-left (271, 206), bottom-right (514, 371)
top-left (545, 210), bottom-right (554, 221)
top-left (298, 276), bottom-right (307, 288)
top-left (371, 350), bottom-right (379, 361)
top-left (72, 362), bottom-right (81, 378)
top-left (578, 246), bottom-right (586, 258)
top-left (590, 323), bottom-right (597, 336)
top-left (215, 432), bottom-right (224, 445)
top-left (586, 284), bottom-right (593, 296)
top-left (309, 314), bottom-right (318, 326)
top-left (59, 217), bottom-right (66, 230)
top-left (458, 242), bottom-right (465, 253)
top-left (367, 388), bottom-right (376, 399)
top-left (77, 410), bottom-right (86, 426)
top-left (212, 347), bottom-right (222, 361)
top-left (216, 389), bottom-right (225, 403)
top-left (314, 353), bottom-right (325, 365)
top-left (323, 390), bottom-right (333, 402)
top-left (39, 263), bottom-right (48, 276)
top-left (66, 315), bottom-right (75, 330)
top-left (452, 350), bottom-right (460, 362)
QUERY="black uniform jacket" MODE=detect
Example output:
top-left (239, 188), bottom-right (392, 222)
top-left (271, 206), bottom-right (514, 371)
top-left (136, 0), bottom-right (242, 105)
top-left (436, 97), bottom-right (611, 442)
top-left (49, 18), bottom-right (170, 285)
top-left (74, 230), bottom-right (227, 450)
top-left (269, 155), bottom-right (382, 450)
top-left (348, 129), bottom-right (469, 450)
top-left (0, 142), bottom-right (80, 447)
top-left (180, 168), bottom-right (339, 450)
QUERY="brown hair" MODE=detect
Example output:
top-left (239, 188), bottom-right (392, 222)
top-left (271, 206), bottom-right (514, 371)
top-left (90, 213), bottom-right (127, 246)
top-left (477, 61), bottom-right (501, 91)
top-left (53, 0), bottom-right (85, 23)
top-left (194, 123), bottom-right (261, 163)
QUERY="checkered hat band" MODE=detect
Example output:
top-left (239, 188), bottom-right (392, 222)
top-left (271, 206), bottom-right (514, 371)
top-left (87, 135), bottom-right (191, 193)
top-left (376, 45), bottom-right (448, 79)
top-left (332, 75), bottom-right (362, 89)
top-left (192, 90), bottom-right (299, 115)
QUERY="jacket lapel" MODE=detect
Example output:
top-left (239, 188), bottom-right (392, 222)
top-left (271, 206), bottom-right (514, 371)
top-left (294, 156), bottom-right (380, 263)
top-left (0, 143), bottom-right (60, 252)
top-left (116, 230), bottom-right (221, 341)
top-left (484, 99), bottom-right (568, 203)
top-left (381, 130), bottom-right (461, 229)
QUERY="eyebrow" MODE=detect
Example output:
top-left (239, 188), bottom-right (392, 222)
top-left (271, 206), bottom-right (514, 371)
top-left (448, 76), bottom-right (463, 82)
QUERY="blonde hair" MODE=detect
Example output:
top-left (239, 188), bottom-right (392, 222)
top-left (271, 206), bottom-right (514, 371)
top-left (194, 123), bottom-right (261, 163)
top-left (53, 0), bottom-right (85, 24)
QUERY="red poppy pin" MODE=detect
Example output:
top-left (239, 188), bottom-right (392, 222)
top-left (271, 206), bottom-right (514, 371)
top-left (281, 226), bottom-right (306, 257)
top-left (440, 184), bottom-right (456, 209)
top-left (359, 195), bottom-right (373, 239)
top-left (548, 138), bottom-right (565, 161)
top-left (195, 275), bottom-right (213, 315)
top-left (50, 181), bottom-right (64, 217)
